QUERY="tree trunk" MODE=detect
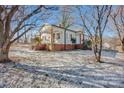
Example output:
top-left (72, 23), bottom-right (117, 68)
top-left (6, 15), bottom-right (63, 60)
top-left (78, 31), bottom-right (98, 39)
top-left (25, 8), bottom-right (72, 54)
top-left (93, 43), bottom-right (101, 62)
top-left (24, 32), bottom-right (27, 44)
top-left (121, 44), bottom-right (124, 52)
top-left (95, 55), bottom-right (101, 62)
top-left (17, 31), bottom-right (20, 43)
top-left (94, 50), bottom-right (101, 62)
top-left (0, 45), bottom-right (10, 62)
top-left (97, 38), bottom-right (102, 62)
top-left (121, 38), bottom-right (124, 51)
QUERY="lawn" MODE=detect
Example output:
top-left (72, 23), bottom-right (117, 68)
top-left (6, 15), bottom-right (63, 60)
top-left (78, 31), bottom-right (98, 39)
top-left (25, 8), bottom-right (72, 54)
top-left (0, 45), bottom-right (124, 88)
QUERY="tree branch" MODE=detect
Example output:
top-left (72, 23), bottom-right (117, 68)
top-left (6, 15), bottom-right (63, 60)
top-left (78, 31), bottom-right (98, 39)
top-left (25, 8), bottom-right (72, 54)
top-left (4, 6), bottom-right (19, 40)
top-left (10, 26), bottom-right (33, 44)
top-left (10, 6), bottom-right (43, 40)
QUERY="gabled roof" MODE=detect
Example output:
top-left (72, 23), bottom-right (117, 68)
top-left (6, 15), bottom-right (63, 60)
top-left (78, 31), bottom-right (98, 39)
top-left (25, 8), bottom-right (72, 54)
top-left (51, 25), bottom-right (79, 33)
top-left (40, 23), bottom-right (83, 34)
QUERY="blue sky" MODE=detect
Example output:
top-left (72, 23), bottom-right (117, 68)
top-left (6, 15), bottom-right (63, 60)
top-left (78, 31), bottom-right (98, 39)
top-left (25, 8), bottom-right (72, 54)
top-left (23, 5), bottom-right (117, 39)
top-left (44, 6), bottom-right (116, 38)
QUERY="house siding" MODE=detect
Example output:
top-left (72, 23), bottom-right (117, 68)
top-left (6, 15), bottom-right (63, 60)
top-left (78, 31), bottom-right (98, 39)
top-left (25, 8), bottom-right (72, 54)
top-left (38, 24), bottom-right (83, 51)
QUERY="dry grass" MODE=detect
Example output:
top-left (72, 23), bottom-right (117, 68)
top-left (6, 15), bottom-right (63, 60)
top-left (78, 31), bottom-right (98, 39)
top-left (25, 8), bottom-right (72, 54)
top-left (11, 43), bottom-right (31, 49)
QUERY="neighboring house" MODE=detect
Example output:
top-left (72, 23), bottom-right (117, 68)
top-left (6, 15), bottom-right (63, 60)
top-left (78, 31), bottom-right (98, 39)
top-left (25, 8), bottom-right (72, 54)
top-left (35, 23), bottom-right (83, 51)
top-left (103, 43), bottom-right (111, 50)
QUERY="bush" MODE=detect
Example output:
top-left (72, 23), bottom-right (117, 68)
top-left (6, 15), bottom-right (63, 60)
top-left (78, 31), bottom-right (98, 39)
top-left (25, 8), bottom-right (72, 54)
top-left (32, 36), bottom-right (42, 45)
top-left (83, 40), bottom-right (92, 49)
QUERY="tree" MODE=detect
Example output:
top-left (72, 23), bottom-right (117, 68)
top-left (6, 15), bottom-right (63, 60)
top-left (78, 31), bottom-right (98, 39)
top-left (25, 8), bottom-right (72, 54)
top-left (58, 6), bottom-right (74, 28)
top-left (76, 5), bottom-right (112, 62)
top-left (0, 5), bottom-right (56, 62)
top-left (111, 6), bottom-right (124, 51)
top-left (58, 6), bottom-right (74, 49)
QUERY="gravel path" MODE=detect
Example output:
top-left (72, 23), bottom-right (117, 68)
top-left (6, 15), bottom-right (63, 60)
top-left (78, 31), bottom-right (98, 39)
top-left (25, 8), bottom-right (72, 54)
top-left (0, 47), bottom-right (124, 88)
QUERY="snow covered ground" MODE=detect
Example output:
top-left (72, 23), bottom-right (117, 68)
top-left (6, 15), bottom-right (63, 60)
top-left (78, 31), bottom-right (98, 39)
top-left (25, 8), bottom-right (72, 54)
top-left (0, 46), bottom-right (124, 88)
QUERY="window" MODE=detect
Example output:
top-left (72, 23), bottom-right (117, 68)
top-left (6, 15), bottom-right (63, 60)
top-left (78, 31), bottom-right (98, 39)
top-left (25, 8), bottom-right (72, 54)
top-left (70, 34), bottom-right (73, 40)
top-left (43, 36), bottom-right (47, 40)
top-left (42, 36), bottom-right (45, 40)
top-left (53, 33), bottom-right (55, 42)
top-left (42, 36), bottom-right (47, 41)
top-left (56, 33), bottom-right (60, 39)
top-left (53, 33), bottom-right (55, 39)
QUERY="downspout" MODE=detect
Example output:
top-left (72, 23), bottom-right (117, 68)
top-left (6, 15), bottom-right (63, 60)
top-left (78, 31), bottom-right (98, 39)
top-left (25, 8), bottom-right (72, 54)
top-left (82, 31), bottom-right (84, 49)
top-left (64, 29), bottom-right (66, 50)
top-left (50, 28), bottom-right (54, 51)
top-left (79, 33), bottom-right (81, 44)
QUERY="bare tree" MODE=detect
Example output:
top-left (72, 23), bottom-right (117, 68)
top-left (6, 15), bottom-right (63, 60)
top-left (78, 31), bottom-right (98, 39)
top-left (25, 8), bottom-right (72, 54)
top-left (58, 6), bottom-right (74, 28)
top-left (111, 6), bottom-right (124, 51)
top-left (0, 5), bottom-right (56, 62)
top-left (77, 5), bottom-right (112, 62)
top-left (58, 6), bottom-right (74, 49)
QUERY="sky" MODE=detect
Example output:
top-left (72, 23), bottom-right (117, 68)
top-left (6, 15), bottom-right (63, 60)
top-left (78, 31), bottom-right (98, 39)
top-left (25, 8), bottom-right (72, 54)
top-left (20, 5), bottom-right (118, 40)
top-left (42, 5), bottom-right (117, 38)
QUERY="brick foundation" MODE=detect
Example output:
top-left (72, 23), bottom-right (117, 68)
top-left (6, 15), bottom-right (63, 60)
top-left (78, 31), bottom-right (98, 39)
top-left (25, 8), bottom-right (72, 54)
top-left (53, 44), bottom-right (83, 51)
top-left (75, 44), bottom-right (83, 49)
top-left (65, 44), bottom-right (75, 50)
top-left (34, 44), bottom-right (83, 51)
top-left (33, 44), bottom-right (46, 50)
top-left (53, 44), bottom-right (65, 51)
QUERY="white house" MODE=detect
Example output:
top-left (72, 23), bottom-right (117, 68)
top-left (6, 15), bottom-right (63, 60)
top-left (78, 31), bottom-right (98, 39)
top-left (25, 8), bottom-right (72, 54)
top-left (36, 24), bottom-right (83, 51)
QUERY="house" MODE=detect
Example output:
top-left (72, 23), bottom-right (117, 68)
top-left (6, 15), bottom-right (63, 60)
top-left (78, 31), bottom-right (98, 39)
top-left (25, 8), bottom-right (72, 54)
top-left (34, 23), bottom-right (83, 51)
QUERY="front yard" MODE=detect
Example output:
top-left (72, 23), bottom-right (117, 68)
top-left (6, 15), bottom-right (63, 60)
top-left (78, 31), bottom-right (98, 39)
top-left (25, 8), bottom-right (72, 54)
top-left (0, 45), bottom-right (124, 88)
